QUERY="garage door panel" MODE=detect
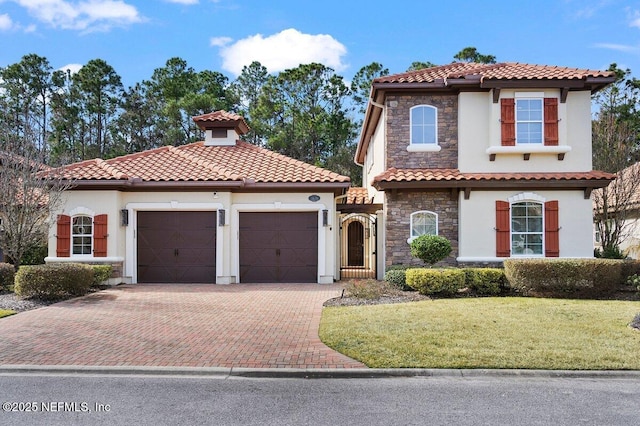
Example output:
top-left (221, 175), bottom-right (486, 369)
top-left (137, 211), bottom-right (216, 283)
top-left (176, 266), bottom-right (216, 283)
top-left (137, 266), bottom-right (174, 283)
top-left (239, 265), bottom-right (279, 283)
top-left (278, 248), bottom-right (316, 265)
top-left (239, 212), bottom-right (318, 283)
top-left (279, 267), bottom-right (316, 283)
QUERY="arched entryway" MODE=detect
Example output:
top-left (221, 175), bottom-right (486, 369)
top-left (340, 213), bottom-right (376, 279)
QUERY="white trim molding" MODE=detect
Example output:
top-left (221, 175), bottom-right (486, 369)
top-left (406, 144), bottom-right (442, 153)
top-left (508, 192), bottom-right (546, 203)
top-left (69, 206), bottom-right (96, 217)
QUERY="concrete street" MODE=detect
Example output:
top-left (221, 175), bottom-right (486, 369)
top-left (1, 373), bottom-right (639, 425)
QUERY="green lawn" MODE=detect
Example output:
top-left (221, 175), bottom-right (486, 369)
top-left (320, 297), bottom-right (640, 370)
top-left (0, 309), bottom-right (16, 319)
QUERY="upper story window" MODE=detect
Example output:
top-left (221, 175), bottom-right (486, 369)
top-left (410, 105), bottom-right (437, 145)
top-left (516, 98), bottom-right (543, 144)
top-left (72, 215), bottom-right (93, 255)
top-left (408, 211), bottom-right (438, 243)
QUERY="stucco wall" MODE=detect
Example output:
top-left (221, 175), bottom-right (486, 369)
top-left (363, 109), bottom-right (386, 204)
top-left (458, 90), bottom-right (593, 173)
top-left (458, 189), bottom-right (594, 262)
top-left (48, 190), bottom-right (338, 284)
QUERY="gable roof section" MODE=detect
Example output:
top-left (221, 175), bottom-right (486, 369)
top-left (46, 141), bottom-right (350, 192)
top-left (356, 62), bottom-right (616, 164)
top-left (373, 168), bottom-right (615, 199)
top-left (373, 62), bottom-right (615, 85)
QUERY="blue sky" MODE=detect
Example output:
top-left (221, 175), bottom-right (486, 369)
top-left (0, 0), bottom-right (639, 88)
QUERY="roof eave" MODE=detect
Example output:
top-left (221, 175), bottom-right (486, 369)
top-left (65, 179), bottom-right (245, 191)
top-left (242, 181), bottom-right (351, 195)
top-left (373, 178), bottom-right (614, 191)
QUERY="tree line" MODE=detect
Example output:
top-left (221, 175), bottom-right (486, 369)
top-left (0, 47), bottom-right (497, 185)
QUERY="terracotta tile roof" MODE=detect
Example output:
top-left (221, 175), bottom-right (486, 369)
top-left (47, 141), bottom-right (350, 186)
top-left (342, 187), bottom-right (374, 204)
top-left (192, 110), bottom-right (250, 134)
top-left (374, 62), bottom-right (615, 84)
top-left (373, 168), bottom-right (615, 186)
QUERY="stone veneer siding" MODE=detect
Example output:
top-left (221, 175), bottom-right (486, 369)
top-left (385, 94), bottom-right (458, 169)
top-left (385, 190), bottom-right (458, 267)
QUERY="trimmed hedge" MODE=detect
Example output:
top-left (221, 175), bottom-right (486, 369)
top-left (504, 258), bottom-right (623, 297)
top-left (90, 265), bottom-right (112, 287)
top-left (385, 265), bottom-right (423, 290)
top-left (406, 268), bottom-right (466, 296)
top-left (0, 263), bottom-right (15, 290)
top-left (410, 235), bottom-right (452, 265)
top-left (463, 268), bottom-right (507, 295)
top-left (15, 263), bottom-right (94, 300)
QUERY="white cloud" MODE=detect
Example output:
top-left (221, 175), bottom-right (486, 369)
top-left (0, 14), bottom-right (14, 31)
top-left (213, 28), bottom-right (348, 76)
top-left (631, 14), bottom-right (640, 29)
top-left (593, 42), bottom-right (640, 53)
top-left (210, 36), bottom-right (232, 47)
top-left (165, 0), bottom-right (199, 4)
top-left (8, 0), bottom-right (143, 31)
top-left (59, 63), bottom-right (83, 75)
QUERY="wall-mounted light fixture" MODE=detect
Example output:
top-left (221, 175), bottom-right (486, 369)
top-left (218, 209), bottom-right (226, 226)
top-left (120, 209), bottom-right (129, 226)
top-left (322, 209), bottom-right (329, 227)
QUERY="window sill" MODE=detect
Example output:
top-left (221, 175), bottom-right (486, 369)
top-left (406, 144), bottom-right (442, 153)
top-left (45, 256), bottom-right (124, 263)
top-left (486, 145), bottom-right (571, 161)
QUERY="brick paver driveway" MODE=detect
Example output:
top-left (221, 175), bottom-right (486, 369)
top-left (0, 284), bottom-right (365, 369)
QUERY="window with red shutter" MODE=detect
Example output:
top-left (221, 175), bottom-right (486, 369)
top-left (56, 214), bottom-right (71, 257)
top-left (495, 201), bottom-right (511, 257)
top-left (93, 214), bottom-right (108, 257)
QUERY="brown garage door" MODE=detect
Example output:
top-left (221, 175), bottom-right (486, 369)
top-left (137, 211), bottom-right (216, 283)
top-left (239, 212), bottom-right (318, 283)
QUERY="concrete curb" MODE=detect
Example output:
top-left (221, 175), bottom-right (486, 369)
top-left (1, 365), bottom-right (640, 379)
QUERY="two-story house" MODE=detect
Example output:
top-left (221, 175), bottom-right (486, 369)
top-left (353, 62), bottom-right (616, 275)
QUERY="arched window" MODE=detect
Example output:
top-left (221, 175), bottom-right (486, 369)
top-left (510, 201), bottom-right (543, 255)
top-left (409, 211), bottom-right (438, 243)
top-left (72, 215), bottom-right (93, 255)
top-left (410, 105), bottom-right (437, 145)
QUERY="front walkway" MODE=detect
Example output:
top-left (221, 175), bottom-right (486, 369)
top-left (0, 284), bottom-right (365, 369)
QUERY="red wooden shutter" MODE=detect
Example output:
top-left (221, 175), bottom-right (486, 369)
top-left (496, 201), bottom-right (511, 257)
top-left (544, 201), bottom-right (559, 257)
top-left (93, 214), bottom-right (108, 257)
top-left (544, 98), bottom-right (559, 146)
top-left (500, 98), bottom-right (516, 146)
top-left (56, 214), bottom-right (71, 257)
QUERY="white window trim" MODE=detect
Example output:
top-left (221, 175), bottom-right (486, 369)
top-left (71, 214), bottom-right (94, 257)
top-left (509, 200), bottom-right (545, 258)
top-left (515, 97), bottom-right (544, 145)
top-left (407, 210), bottom-right (438, 244)
top-left (408, 105), bottom-right (439, 150)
